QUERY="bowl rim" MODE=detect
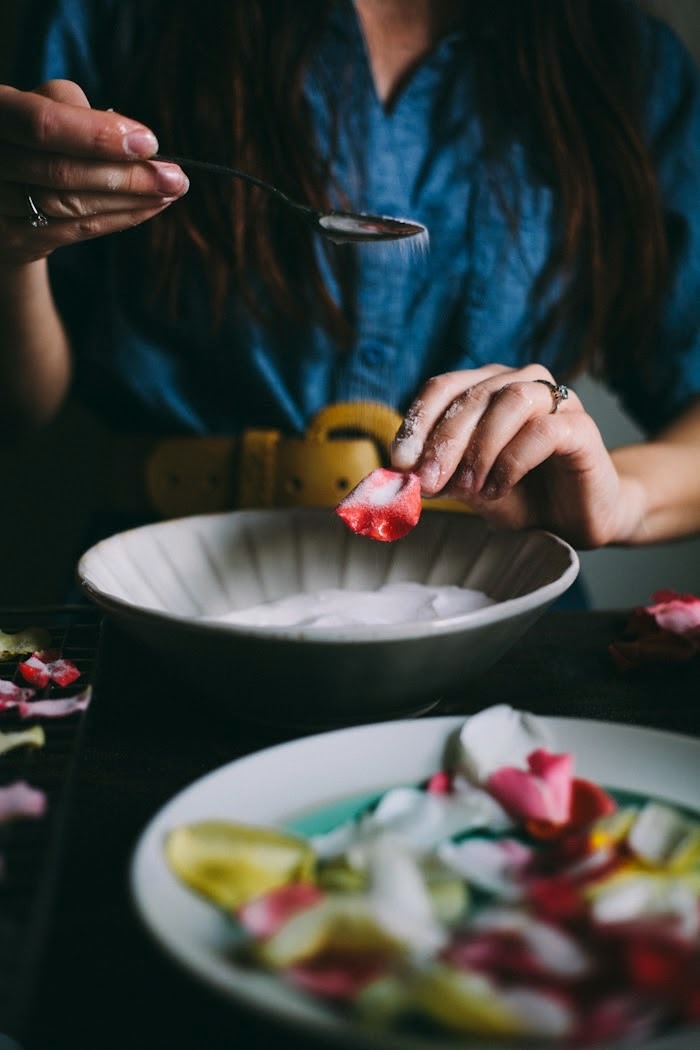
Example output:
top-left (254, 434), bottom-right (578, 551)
top-left (76, 509), bottom-right (580, 645)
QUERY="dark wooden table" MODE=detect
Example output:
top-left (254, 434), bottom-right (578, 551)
top-left (11, 610), bottom-right (700, 1050)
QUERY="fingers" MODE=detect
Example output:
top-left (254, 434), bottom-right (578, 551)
top-left (474, 412), bottom-right (578, 502)
top-left (0, 81), bottom-right (188, 261)
top-left (0, 165), bottom-right (188, 220)
top-left (391, 365), bottom-right (510, 469)
top-left (0, 83), bottom-right (158, 160)
top-left (391, 365), bottom-right (581, 499)
top-left (0, 144), bottom-right (187, 196)
top-left (0, 202), bottom-right (177, 262)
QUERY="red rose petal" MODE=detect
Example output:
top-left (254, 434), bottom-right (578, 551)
top-left (426, 771), bottom-right (453, 794)
top-left (335, 468), bottom-right (422, 542)
top-left (18, 655), bottom-right (50, 688)
top-left (47, 660), bottom-right (81, 687)
top-left (286, 954), bottom-right (388, 1000)
top-left (18, 652), bottom-right (80, 688)
top-left (237, 882), bottom-right (325, 939)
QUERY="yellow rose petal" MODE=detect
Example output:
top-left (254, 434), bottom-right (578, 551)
top-left (0, 627), bottom-right (52, 660)
top-left (414, 965), bottom-right (526, 1037)
top-left (257, 896), bottom-right (405, 968)
top-left (165, 821), bottom-right (315, 910)
top-left (0, 725), bottom-right (45, 756)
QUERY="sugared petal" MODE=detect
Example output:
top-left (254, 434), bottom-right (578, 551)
top-left (17, 655), bottom-right (50, 688)
top-left (0, 679), bottom-right (35, 708)
top-left (575, 994), bottom-right (660, 1046)
top-left (19, 686), bottom-right (92, 720)
top-left (628, 802), bottom-right (700, 870)
top-left (468, 908), bottom-right (590, 979)
top-left (312, 784), bottom-right (508, 862)
top-left (487, 750), bottom-right (573, 826)
top-left (0, 627), bottom-right (51, 660)
top-left (18, 652), bottom-right (80, 688)
top-left (413, 965), bottom-right (527, 1036)
top-left (0, 781), bottom-right (47, 823)
top-left (238, 883), bottom-right (325, 938)
top-left (165, 821), bottom-right (315, 910)
top-left (647, 590), bottom-right (700, 634)
top-left (438, 837), bottom-right (532, 900)
top-left (286, 954), bottom-right (388, 1000)
top-left (335, 468), bottom-right (422, 542)
top-left (256, 896), bottom-right (406, 969)
top-left (500, 986), bottom-right (575, 1038)
top-left (366, 836), bottom-right (446, 957)
top-left (0, 725), bottom-right (45, 755)
top-left (455, 706), bottom-right (553, 785)
top-left (589, 872), bottom-right (699, 939)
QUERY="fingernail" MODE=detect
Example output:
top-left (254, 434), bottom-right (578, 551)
top-left (123, 129), bottom-right (159, 158)
top-left (391, 434), bottom-right (423, 469)
top-left (154, 165), bottom-right (189, 195)
top-left (420, 459), bottom-right (441, 491)
top-left (482, 481), bottom-right (499, 501)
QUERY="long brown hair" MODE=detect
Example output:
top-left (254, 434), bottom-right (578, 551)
top-left (121, 0), bottom-right (668, 381)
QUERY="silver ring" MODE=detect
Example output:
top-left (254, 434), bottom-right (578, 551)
top-left (26, 191), bottom-right (48, 229)
top-left (533, 378), bottom-right (569, 413)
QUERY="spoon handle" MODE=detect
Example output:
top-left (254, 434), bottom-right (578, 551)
top-left (154, 154), bottom-right (310, 213)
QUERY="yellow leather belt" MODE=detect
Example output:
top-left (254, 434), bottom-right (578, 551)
top-left (105, 401), bottom-right (470, 519)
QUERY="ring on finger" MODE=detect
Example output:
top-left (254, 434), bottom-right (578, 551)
top-left (26, 190), bottom-right (49, 229)
top-left (533, 378), bottom-right (569, 413)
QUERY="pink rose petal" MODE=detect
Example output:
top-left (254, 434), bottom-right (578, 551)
top-left (647, 590), bottom-right (700, 634)
top-left (610, 591), bottom-right (700, 670)
top-left (0, 679), bottom-right (35, 708)
top-left (19, 686), bottom-right (92, 720)
top-left (0, 781), bottom-right (47, 823)
top-left (237, 882), bottom-right (326, 939)
top-left (487, 749), bottom-right (573, 826)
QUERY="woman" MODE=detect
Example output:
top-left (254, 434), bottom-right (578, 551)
top-left (1, 0), bottom-right (699, 555)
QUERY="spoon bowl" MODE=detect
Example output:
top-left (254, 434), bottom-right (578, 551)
top-left (156, 153), bottom-right (427, 244)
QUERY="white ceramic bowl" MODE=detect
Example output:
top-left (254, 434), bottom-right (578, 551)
top-left (77, 508), bottom-right (579, 724)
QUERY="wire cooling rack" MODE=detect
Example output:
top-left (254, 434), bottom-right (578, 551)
top-left (0, 605), bottom-right (101, 1035)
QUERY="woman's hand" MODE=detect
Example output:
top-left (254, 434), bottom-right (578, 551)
top-left (0, 79), bottom-right (188, 266)
top-left (391, 364), bottom-right (632, 549)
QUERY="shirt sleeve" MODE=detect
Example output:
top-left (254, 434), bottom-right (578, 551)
top-left (611, 14), bottom-right (700, 435)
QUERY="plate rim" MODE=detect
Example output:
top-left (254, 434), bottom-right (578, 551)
top-left (130, 714), bottom-right (700, 1050)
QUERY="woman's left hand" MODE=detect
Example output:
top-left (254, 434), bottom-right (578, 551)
top-left (390, 364), bottom-right (629, 549)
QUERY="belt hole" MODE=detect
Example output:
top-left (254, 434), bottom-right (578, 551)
top-left (336, 477), bottom-right (350, 491)
top-left (285, 477), bottom-right (303, 494)
top-left (204, 473), bottom-right (220, 489)
top-left (166, 472), bottom-right (180, 487)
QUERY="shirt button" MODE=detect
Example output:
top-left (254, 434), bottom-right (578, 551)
top-left (358, 341), bottom-right (387, 367)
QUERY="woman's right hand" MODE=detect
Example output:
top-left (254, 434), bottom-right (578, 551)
top-left (0, 79), bottom-right (189, 266)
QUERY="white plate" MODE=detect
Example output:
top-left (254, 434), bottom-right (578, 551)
top-left (131, 716), bottom-right (700, 1050)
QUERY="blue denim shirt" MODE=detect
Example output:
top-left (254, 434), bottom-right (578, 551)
top-left (22, 0), bottom-right (700, 437)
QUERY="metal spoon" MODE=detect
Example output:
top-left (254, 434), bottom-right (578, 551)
top-left (155, 153), bottom-right (427, 244)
